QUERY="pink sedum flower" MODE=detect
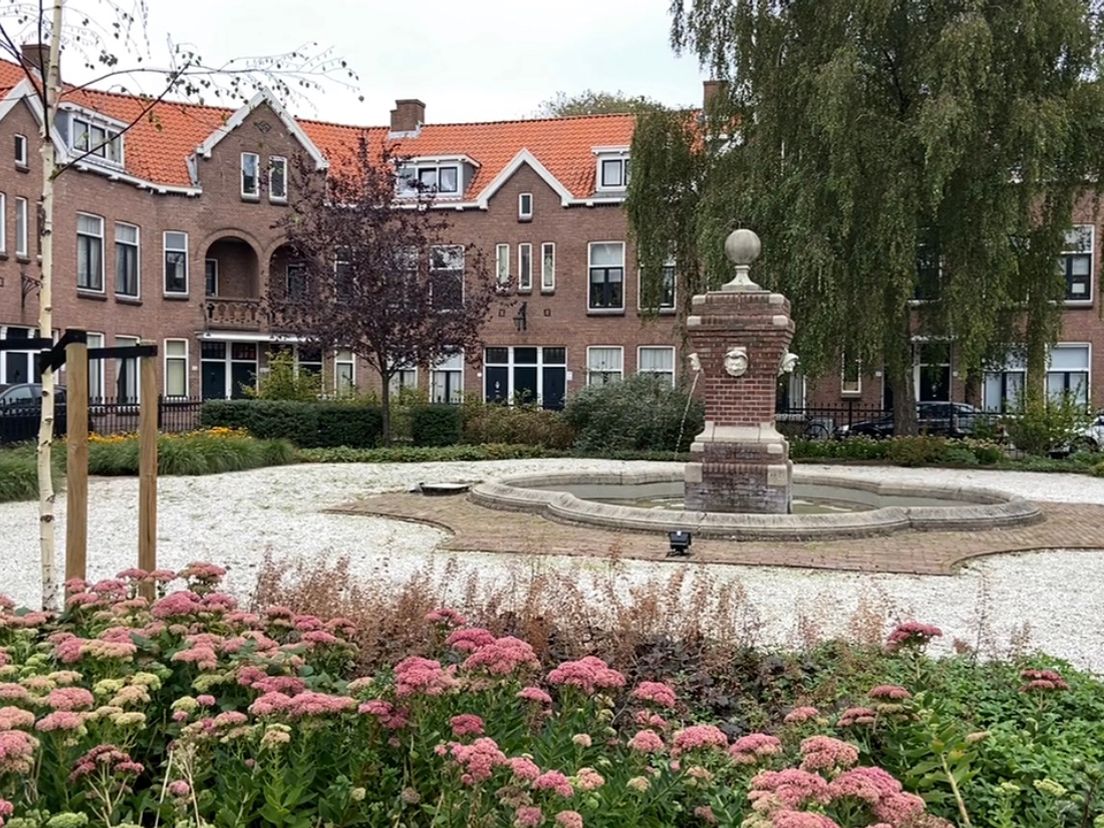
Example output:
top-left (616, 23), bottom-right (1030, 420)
top-left (885, 621), bottom-right (942, 652)
top-left (517, 686), bottom-right (553, 705)
top-left (628, 729), bottom-right (665, 753)
top-left (446, 627), bottom-right (497, 653)
top-left (729, 733), bottom-right (783, 765)
top-left (546, 656), bottom-right (625, 695)
top-left (0, 707), bottom-right (35, 731)
top-left (693, 805), bottom-right (717, 824)
top-left (168, 779), bottom-right (191, 797)
top-left (393, 656), bottom-right (458, 697)
top-left (631, 681), bottom-right (678, 708)
top-left (533, 770), bottom-right (573, 798)
top-left (1019, 668), bottom-right (1070, 693)
top-left (425, 607), bottom-right (467, 627)
top-left (671, 724), bottom-right (728, 757)
top-left (463, 636), bottom-right (540, 675)
top-left (514, 806), bottom-right (543, 827)
top-left (554, 811), bottom-right (583, 828)
top-left (508, 756), bottom-right (541, 781)
top-left (868, 684), bottom-right (912, 701)
top-left (799, 736), bottom-right (859, 772)
top-left (450, 714), bottom-right (485, 737)
top-left (46, 687), bottom-right (95, 711)
top-left (35, 711), bottom-right (86, 732)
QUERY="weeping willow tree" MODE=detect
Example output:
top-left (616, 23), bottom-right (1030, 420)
top-left (629, 0), bottom-right (1104, 430)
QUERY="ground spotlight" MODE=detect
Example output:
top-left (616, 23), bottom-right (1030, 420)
top-left (667, 530), bottom-right (692, 557)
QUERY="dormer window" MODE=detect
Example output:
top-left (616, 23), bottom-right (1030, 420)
top-left (593, 147), bottom-right (631, 192)
top-left (69, 114), bottom-right (123, 165)
top-left (397, 163), bottom-right (460, 197)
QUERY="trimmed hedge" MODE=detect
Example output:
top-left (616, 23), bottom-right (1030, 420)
top-left (296, 443), bottom-right (560, 463)
top-left (563, 375), bottom-right (704, 453)
top-left (201, 400), bottom-right (383, 448)
top-left (461, 403), bottom-right (576, 449)
top-left (411, 404), bottom-right (463, 447)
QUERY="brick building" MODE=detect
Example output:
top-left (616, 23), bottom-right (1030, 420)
top-left (0, 54), bottom-right (679, 409)
top-left (1, 49), bottom-right (1102, 416)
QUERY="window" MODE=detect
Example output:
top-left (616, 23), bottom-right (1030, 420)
top-left (638, 346), bottom-right (675, 386)
top-left (518, 243), bottom-right (532, 291)
top-left (295, 345), bottom-right (323, 380)
top-left (334, 350), bottom-right (356, 395)
top-left (431, 351), bottom-right (463, 403)
top-left (241, 152), bottom-right (260, 198)
top-left (287, 262), bottom-right (308, 300)
top-left (1047, 344), bottom-right (1090, 406)
top-left (916, 342), bottom-right (951, 402)
top-left (114, 222), bottom-right (139, 297)
top-left (430, 245), bottom-right (464, 310)
top-left (397, 163), bottom-right (460, 196)
top-left (269, 156), bottom-right (287, 202)
top-left (15, 196), bottom-right (27, 257)
top-left (163, 231), bottom-right (188, 295)
top-left (1060, 226), bottom-right (1093, 303)
top-left (164, 339), bottom-right (188, 397)
top-left (77, 213), bottom-right (104, 292)
top-left (597, 156), bottom-right (630, 189)
top-left (70, 115), bottom-right (122, 163)
top-left (541, 242), bottom-right (555, 292)
top-left (0, 193), bottom-right (6, 254)
top-left (86, 332), bottom-right (104, 401)
top-left (115, 335), bottom-right (140, 404)
top-left (518, 193), bottom-right (533, 221)
top-left (495, 243), bottom-right (510, 287)
top-left (587, 347), bottom-right (623, 385)
top-left (0, 326), bottom-right (40, 385)
top-left (640, 260), bottom-right (676, 311)
top-left (205, 258), bottom-right (219, 297)
top-left (388, 363), bottom-right (418, 398)
top-left (588, 242), bottom-right (625, 311)
top-left (483, 346), bottom-right (567, 409)
top-left (14, 134), bottom-right (27, 166)
top-left (200, 341), bottom-right (257, 399)
top-left (982, 357), bottom-right (1025, 413)
top-left (841, 354), bottom-right (862, 396)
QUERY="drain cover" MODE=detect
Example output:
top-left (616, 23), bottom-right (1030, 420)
top-left (415, 482), bottom-right (473, 496)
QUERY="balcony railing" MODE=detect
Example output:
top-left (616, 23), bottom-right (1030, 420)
top-left (205, 298), bottom-right (264, 330)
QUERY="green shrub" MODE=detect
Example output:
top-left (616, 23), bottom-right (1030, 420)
top-left (460, 403), bottom-right (575, 449)
top-left (790, 436), bottom-right (888, 461)
top-left (885, 435), bottom-right (951, 466)
top-left (943, 445), bottom-right (980, 466)
top-left (201, 400), bottom-right (382, 448)
top-left (297, 442), bottom-right (558, 463)
top-left (1003, 391), bottom-right (1092, 456)
top-left (88, 430), bottom-right (294, 475)
top-left (965, 439), bottom-right (1005, 465)
top-left (0, 444), bottom-right (43, 502)
top-left (563, 375), bottom-right (703, 454)
top-left (247, 351), bottom-right (321, 401)
top-left (411, 405), bottom-right (462, 447)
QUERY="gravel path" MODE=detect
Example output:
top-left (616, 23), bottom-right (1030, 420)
top-left (2, 460), bottom-right (1103, 672)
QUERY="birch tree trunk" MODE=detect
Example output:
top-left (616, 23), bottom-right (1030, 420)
top-left (37, 1), bottom-right (65, 612)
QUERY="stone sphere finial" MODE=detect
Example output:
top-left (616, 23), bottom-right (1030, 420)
top-left (724, 228), bottom-right (761, 266)
top-left (721, 228), bottom-right (762, 291)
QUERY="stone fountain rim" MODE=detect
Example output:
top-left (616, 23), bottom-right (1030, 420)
top-left (467, 468), bottom-right (1042, 541)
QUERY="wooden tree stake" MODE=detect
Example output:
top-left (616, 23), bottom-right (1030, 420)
top-left (138, 343), bottom-right (158, 598)
top-left (64, 340), bottom-right (89, 586)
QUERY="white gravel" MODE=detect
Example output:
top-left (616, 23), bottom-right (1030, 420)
top-left (2, 459), bottom-right (1103, 673)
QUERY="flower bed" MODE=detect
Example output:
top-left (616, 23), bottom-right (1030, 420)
top-left (0, 568), bottom-right (1102, 826)
top-left (87, 427), bottom-right (295, 476)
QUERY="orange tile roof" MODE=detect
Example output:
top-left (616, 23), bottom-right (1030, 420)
top-left (0, 59), bottom-right (636, 198)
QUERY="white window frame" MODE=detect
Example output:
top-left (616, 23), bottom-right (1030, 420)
top-left (114, 222), bottom-right (140, 299)
top-left (541, 242), bottom-right (555, 292)
top-left (518, 192), bottom-right (533, 221)
top-left (638, 259), bottom-right (677, 313)
top-left (0, 193), bottom-right (6, 254)
top-left (982, 357), bottom-right (1026, 413)
top-left (205, 258), bottom-right (219, 297)
top-left (397, 162), bottom-right (461, 197)
top-left (841, 356), bottom-right (862, 396)
top-left (14, 134), bottom-right (27, 166)
top-left (587, 241), bottom-right (626, 312)
top-left (0, 325), bottom-right (41, 385)
top-left (163, 231), bottom-right (189, 296)
top-left (1046, 342), bottom-right (1092, 406)
top-left (76, 212), bottom-right (105, 293)
top-left (637, 346), bottom-right (676, 387)
top-left (1060, 224), bottom-right (1094, 305)
top-left (429, 244), bottom-right (465, 309)
top-left (430, 350), bottom-right (464, 404)
top-left (518, 243), bottom-right (532, 291)
top-left (67, 111), bottom-right (124, 166)
top-left (334, 349), bottom-right (356, 395)
top-left (595, 151), bottom-right (630, 191)
top-left (482, 346), bottom-right (568, 408)
top-left (269, 155), bottom-right (288, 202)
top-left (241, 152), bottom-right (260, 199)
top-left (115, 335), bottom-right (141, 404)
top-left (15, 196), bottom-right (27, 257)
top-left (85, 332), bottom-right (105, 401)
top-left (388, 363), bottom-right (419, 397)
top-left (163, 338), bottom-right (189, 398)
top-left (495, 243), bottom-right (510, 288)
top-left (587, 346), bottom-right (624, 386)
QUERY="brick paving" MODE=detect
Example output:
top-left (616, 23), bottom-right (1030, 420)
top-left (327, 493), bottom-right (1104, 576)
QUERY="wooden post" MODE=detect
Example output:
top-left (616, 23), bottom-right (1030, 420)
top-left (138, 343), bottom-right (158, 598)
top-left (65, 339), bottom-right (89, 587)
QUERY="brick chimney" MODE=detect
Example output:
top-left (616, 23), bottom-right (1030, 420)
top-left (20, 42), bottom-right (51, 79)
top-left (702, 79), bottom-right (729, 112)
top-left (389, 99), bottom-right (425, 135)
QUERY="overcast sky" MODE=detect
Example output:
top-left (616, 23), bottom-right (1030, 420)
top-left (61, 0), bottom-right (706, 125)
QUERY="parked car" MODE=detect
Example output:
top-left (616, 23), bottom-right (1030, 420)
top-left (0, 383), bottom-right (68, 444)
top-left (834, 402), bottom-right (982, 439)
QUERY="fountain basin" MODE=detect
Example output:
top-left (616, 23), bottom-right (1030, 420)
top-left (469, 468), bottom-right (1041, 541)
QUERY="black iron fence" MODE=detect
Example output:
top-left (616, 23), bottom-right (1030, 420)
top-left (1, 397), bottom-right (205, 444)
top-left (776, 403), bottom-right (1006, 440)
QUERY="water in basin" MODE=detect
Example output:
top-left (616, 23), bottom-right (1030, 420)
top-left (531, 481), bottom-right (970, 514)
